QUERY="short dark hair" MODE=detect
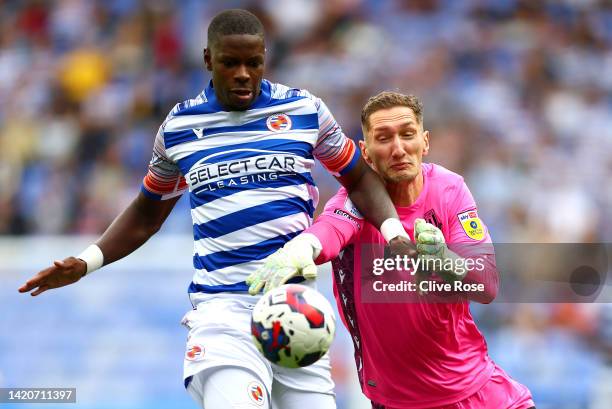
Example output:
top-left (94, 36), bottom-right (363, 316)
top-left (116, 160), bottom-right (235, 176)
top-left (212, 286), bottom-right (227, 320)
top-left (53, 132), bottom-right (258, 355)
top-left (207, 9), bottom-right (264, 49)
top-left (361, 91), bottom-right (423, 132)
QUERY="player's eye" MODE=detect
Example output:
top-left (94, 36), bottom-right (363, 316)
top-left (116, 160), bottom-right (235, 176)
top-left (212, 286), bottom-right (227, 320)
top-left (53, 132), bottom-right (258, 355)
top-left (248, 59), bottom-right (263, 68)
top-left (222, 59), bottom-right (238, 67)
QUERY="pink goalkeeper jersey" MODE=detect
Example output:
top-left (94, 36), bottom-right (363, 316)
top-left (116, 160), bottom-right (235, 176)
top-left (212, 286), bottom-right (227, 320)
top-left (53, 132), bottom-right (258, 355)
top-left (307, 163), bottom-right (499, 408)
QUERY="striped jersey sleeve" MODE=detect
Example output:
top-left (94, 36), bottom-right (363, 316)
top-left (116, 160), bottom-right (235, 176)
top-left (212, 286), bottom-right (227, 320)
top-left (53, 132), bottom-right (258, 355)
top-left (141, 105), bottom-right (188, 200)
top-left (310, 96), bottom-right (359, 177)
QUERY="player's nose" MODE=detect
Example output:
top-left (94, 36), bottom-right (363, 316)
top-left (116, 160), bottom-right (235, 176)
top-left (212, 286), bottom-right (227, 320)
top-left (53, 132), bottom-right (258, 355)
top-left (390, 136), bottom-right (406, 158)
top-left (234, 64), bottom-right (250, 83)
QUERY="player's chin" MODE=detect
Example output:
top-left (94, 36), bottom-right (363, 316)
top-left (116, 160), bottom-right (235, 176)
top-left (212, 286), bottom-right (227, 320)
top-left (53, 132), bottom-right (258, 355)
top-left (386, 170), bottom-right (417, 183)
top-left (228, 94), bottom-right (255, 110)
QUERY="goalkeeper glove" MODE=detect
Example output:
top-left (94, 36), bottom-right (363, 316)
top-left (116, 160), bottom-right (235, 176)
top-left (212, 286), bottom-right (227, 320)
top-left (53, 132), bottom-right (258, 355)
top-left (414, 218), bottom-right (467, 282)
top-left (246, 233), bottom-right (322, 295)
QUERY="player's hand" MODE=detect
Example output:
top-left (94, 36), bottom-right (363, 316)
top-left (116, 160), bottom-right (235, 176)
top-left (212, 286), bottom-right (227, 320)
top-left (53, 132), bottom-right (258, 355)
top-left (18, 257), bottom-right (87, 296)
top-left (246, 234), bottom-right (320, 295)
top-left (414, 218), bottom-right (466, 282)
top-left (387, 235), bottom-right (418, 259)
top-left (386, 235), bottom-right (430, 294)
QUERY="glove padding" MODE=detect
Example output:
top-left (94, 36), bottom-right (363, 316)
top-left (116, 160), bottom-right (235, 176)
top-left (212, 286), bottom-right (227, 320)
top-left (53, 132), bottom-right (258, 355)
top-left (246, 234), bottom-right (320, 295)
top-left (414, 218), bottom-right (467, 282)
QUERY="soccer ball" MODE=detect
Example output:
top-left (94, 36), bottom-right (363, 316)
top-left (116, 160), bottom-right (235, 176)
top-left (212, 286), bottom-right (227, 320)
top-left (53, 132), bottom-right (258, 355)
top-left (251, 284), bottom-right (336, 368)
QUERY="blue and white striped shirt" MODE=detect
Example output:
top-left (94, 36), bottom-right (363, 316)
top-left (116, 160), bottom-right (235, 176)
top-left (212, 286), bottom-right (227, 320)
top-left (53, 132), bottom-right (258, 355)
top-left (142, 79), bottom-right (359, 304)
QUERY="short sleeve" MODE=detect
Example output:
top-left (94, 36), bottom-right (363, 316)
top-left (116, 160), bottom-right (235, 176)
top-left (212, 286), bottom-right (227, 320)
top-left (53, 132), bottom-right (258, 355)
top-left (311, 97), bottom-right (360, 177)
top-left (446, 180), bottom-right (492, 246)
top-left (307, 187), bottom-right (363, 263)
top-left (141, 106), bottom-right (188, 200)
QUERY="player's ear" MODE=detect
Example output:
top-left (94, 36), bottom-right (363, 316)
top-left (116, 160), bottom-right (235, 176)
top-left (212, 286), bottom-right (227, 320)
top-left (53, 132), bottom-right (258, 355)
top-left (422, 130), bottom-right (430, 156)
top-left (203, 48), bottom-right (212, 71)
top-left (359, 140), bottom-right (373, 166)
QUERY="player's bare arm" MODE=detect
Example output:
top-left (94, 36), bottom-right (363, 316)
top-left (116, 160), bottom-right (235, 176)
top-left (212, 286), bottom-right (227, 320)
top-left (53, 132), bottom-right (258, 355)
top-left (337, 157), bottom-right (416, 254)
top-left (18, 192), bottom-right (180, 296)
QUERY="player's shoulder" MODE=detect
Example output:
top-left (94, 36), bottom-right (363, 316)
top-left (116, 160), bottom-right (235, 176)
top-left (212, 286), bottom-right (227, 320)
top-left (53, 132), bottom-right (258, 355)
top-left (323, 187), bottom-right (364, 218)
top-left (424, 163), bottom-right (465, 190)
top-left (168, 89), bottom-right (211, 117)
top-left (268, 81), bottom-right (321, 106)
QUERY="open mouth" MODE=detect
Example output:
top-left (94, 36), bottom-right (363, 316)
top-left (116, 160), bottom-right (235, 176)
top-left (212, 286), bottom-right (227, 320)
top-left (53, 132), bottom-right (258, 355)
top-left (231, 89), bottom-right (253, 102)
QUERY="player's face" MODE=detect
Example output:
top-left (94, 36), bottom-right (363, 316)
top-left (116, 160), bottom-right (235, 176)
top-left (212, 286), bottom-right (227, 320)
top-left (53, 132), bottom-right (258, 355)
top-left (361, 106), bottom-right (429, 183)
top-left (204, 34), bottom-right (265, 111)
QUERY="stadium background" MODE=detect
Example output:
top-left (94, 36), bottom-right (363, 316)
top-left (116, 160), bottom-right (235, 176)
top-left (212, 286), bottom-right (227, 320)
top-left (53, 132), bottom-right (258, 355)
top-left (0, 0), bottom-right (610, 408)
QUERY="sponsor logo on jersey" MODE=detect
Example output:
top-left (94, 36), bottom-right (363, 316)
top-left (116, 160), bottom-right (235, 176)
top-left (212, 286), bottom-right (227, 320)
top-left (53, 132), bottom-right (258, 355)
top-left (457, 209), bottom-right (484, 240)
top-left (247, 381), bottom-right (265, 405)
top-left (192, 128), bottom-right (204, 138)
top-left (266, 113), bottom-right (292, 132)
top-left (334, 209), bottom-right (361, 228)
top-left (185, 344), bottom-right (204, 361)
top-left (187, 149), bottom-right (301, 191)
top-left (344, 198), bottom-right (363, 219)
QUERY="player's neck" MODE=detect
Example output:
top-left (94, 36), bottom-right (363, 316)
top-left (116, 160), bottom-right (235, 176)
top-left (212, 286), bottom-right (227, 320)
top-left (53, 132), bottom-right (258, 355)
top-left (386, 172), bottom-right (423, 207)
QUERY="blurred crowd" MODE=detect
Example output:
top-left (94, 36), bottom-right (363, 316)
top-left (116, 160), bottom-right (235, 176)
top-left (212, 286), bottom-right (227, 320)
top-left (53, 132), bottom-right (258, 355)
top-left (0, 1), bottom-right (611, 407)
top-left (1, 0), bottom-right (611, 241)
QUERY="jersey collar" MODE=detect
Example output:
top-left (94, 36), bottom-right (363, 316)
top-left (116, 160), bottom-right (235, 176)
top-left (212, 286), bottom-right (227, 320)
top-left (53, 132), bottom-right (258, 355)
top-left (204, 79), bottom-right (272, 111)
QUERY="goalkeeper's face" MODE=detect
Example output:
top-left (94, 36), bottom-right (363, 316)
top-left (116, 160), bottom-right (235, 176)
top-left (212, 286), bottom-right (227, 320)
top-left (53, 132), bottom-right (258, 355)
top-left (360, 106), bottom-right (430, 183)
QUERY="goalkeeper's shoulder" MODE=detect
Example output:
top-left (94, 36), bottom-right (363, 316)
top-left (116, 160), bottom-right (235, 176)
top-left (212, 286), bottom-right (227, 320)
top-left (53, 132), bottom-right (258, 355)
top-left (424, 163), bottom-right (469, 198)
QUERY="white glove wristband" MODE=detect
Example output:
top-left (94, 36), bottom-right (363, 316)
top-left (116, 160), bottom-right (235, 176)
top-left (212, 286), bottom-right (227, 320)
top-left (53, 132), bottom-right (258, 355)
top-left (77, 244), bottom-right (104, 275)
top-left (284, 233), bottom-right (323, 259)
top-left (380, 218), bottom-right (410, 243)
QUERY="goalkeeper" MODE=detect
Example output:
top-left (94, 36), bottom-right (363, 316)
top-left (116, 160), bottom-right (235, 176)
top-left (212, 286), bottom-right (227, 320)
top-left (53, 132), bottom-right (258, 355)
top-left (247, 92), bottom-right (535, 408)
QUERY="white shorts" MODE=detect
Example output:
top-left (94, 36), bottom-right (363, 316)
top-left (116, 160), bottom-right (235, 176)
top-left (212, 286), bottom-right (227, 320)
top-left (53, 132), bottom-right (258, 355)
top-left (181, 295), bottom-right (335, 399)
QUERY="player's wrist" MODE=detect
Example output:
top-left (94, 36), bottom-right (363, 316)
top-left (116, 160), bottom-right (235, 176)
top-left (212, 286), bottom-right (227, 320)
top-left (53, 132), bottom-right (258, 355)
top-left (380, 218), bottom-right (409, 243)
top-left (285, 233), bottom-right (322, 260)
top-left (77, 244), bottom-right (104, 276)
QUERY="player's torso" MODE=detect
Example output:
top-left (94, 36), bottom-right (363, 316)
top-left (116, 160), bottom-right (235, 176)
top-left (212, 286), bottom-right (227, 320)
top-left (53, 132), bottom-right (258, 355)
top-left (165, 83), bottom-right (322, 298)
top-left (334, 164), bottom-right (492, 405)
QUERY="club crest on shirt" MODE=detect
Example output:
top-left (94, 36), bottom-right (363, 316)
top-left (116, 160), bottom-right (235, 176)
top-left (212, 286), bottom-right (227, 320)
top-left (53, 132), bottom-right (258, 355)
top-left (424, 209), bottom-right (443, 230)
top-left (457, 209), bottom-right (484, 241)
top-left (266, 113), bottom-right (292, 131)
top-left (247, 381), bottom-right (265, 405)
top-left (185, 344), bottom-right (205, 361)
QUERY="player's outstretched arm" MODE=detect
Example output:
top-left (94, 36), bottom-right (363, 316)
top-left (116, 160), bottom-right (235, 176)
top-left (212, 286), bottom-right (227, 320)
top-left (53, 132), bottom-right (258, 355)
top-left (337, 157), bottom-right (416, 255)
top-left (18, 192), bottom-right (180, 296)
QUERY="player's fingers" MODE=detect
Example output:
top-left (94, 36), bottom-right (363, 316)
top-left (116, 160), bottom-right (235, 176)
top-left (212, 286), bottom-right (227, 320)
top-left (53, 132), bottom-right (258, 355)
top-left (249, 279), bottom-right (265, 296)
top-left (302, 263), bottom-right (317, 280)
top-left (416, 243), bottom-right (440, 255)
top-left (414, 218), bottom-right (426, 235)
top-left (18, 271), bottom-right (49, 293)
top-left (245, 271), bottom-right (257, 286)
top-left (417, 231), bottom-right (442, 245)
top-left (414, 218), bottom-right (436, 234)
top-left (30, 285), bottom-right (49, 297)
top-left (270, 268), bottom-right (296, 291)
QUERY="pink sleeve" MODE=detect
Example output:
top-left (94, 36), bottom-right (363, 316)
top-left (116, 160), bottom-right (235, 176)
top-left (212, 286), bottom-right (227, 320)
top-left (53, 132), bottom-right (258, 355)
top-left (445, 179), bottom-right (491, 245)
top-left (445, 180), bottom-right (498, 303)
top-left (305, 187), bottom-right (363, 264)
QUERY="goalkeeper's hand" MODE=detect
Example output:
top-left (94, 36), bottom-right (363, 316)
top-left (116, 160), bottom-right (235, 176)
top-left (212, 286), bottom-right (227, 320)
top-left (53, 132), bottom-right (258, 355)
top-left (246, 233), bottom-right (322, 295)
top-left (414, 218), bottom-right (467, 282)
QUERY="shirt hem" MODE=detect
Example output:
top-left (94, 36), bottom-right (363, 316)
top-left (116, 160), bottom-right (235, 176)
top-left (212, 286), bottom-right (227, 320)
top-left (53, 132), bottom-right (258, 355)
top-left (364, 360), bottom-right (495, 409)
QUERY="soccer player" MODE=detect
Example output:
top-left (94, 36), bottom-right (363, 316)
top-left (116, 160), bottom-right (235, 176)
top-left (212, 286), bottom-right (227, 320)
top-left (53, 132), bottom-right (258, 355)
top-left (18, 10), bottom-right (415, 409)
top-left (248, 92), bottom-right (536, 408)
